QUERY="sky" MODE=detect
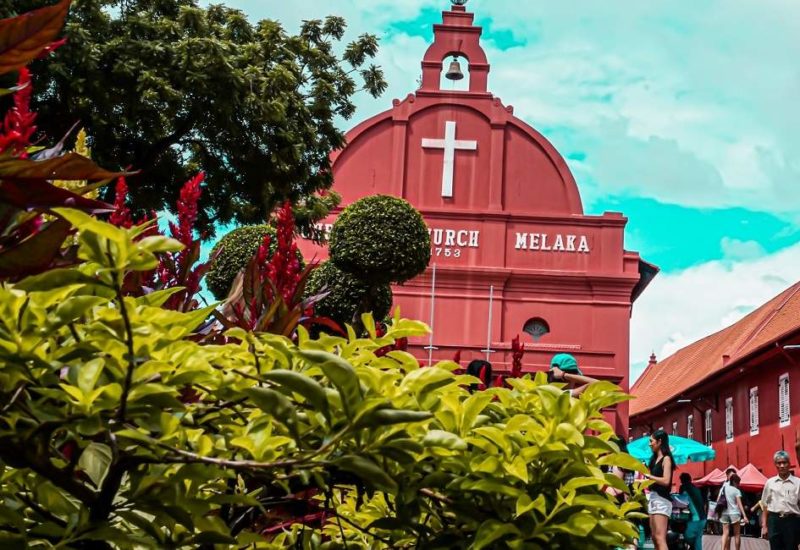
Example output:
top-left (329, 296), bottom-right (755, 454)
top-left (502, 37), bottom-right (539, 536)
top-left (215, 0), bottom-right (800, 381)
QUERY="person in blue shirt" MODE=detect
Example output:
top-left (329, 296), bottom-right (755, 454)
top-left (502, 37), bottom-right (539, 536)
top-left (680, 472), bottom-right (706, 549)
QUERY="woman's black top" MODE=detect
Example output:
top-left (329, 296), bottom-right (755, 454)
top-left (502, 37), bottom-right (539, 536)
top-left (650, 457), bottom-right (672, 500)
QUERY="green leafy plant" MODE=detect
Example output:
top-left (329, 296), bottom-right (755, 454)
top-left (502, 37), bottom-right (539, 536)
top-left (0, 211), bottom-right (645, 549)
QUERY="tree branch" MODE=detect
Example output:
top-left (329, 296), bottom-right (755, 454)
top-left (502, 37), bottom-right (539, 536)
top-left (0, 446), bottom-right (97, 506)
top-left (140, 116), bottom-right (197, 170)
top-left (112, 246), bottom-right (137, 424)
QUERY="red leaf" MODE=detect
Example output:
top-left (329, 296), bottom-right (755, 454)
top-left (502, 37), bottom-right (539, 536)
top-left (0, 217), bottom-right (71, 277)
top-left (0, 152), bottom-right (130, 181)
top-left (0, 0), bottom-right (71, 75)
top-left (0, 178), bottom-right (113, 213)
top-left (304, 316), bottom-right (346, 335)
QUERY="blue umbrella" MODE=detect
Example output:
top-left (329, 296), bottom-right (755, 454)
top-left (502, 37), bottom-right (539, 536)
top-left (628, 435), bottom-right (715, 465)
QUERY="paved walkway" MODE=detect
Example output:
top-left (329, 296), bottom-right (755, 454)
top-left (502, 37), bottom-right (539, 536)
top-left (701, 535), bottom-right (769, 550)
top-left (641, 535), bottom-right (768, 550)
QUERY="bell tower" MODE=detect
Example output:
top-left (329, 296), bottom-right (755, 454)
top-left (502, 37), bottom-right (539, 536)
top-left (420, 1), bottom-right (490, 94)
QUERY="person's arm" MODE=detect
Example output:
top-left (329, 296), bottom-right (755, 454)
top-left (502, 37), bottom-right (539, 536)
top-left (761, 484), bottom-right (769, 539)
top-left (563, 372), bottom-right (599, 386)
top-left (552, 367), bottom-right (599, 397)
top-left (735, 494), bottom-right (748, 522)
top-left (645, 456), bottom-right (673, 487)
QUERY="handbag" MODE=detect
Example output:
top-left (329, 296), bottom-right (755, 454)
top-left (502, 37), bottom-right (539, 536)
top-left (714, 484), bottom-right (728, 517)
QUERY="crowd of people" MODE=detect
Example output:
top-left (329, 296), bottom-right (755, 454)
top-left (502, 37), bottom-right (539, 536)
top-left (633, 431), bottom-right (799, 550)
top-left (543, 353), bottom-right (800, 550)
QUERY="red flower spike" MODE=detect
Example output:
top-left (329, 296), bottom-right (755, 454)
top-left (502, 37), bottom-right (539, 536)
top-left (0, 68), bottom-right (37, 155)
top-left (173, 171), bottom-right (204, 247)
top-left (109, 177), bottom-right (133, 228)
top-left (260, 201), bottom-right (302, 304)
top-left (510, 334), bottom-right (525, 379)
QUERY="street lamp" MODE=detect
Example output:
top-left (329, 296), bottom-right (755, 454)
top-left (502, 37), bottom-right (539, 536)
top-left (451, 0), bottom-right (468, 5)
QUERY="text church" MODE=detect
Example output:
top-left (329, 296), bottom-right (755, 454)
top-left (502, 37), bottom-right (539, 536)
top-left (299, 1), bottom-right (656, 433)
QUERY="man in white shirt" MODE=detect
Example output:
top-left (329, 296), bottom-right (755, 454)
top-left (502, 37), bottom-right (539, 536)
top-left (761, 450), bottom-right (800, 550)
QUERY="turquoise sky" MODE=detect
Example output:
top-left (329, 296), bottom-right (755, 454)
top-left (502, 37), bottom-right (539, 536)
top-left (209, 0), bottom-right (800, 381)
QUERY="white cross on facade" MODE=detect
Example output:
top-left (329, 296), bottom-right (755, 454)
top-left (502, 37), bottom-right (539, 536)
top-left (421, 120), bottom-right (477, 198)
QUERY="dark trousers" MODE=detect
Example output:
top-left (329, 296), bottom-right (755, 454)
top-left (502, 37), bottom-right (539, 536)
top-left (767, 514), bottom-right (800, 550)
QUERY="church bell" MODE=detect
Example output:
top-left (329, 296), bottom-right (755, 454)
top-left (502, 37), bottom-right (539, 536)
top-left (445, 57), bottom-right (464, 81)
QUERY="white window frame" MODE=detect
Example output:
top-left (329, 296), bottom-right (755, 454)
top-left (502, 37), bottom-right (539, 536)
top-left (725, 397), bottom-right (734, 443)
top-left (779, 374), bottom-right (790, 427)
top-left (749, 387), bottom-right (759, 435)
top-left (705, 409), bottom-right (713, 446)
top-left (687, 414), bottom-right (694, 440)
top-left (672, 420), bottom-right (678, 436)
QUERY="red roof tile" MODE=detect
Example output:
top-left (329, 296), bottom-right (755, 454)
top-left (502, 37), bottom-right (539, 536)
top-left (630, 281), bottom-right (800, 417)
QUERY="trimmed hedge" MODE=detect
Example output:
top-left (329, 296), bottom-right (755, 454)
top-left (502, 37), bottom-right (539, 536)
top-left (329, 195), bottom-right (430, 285)
top-left (305, 261), bottom-right (392, 328)
top-left (206, 225), bottom-right (276, 300)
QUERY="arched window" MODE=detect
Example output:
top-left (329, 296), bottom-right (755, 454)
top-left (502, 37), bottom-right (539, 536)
top-left (439, 54), bottom-right (470, 91)
top-left (522, 317), bottom-right (550, 342)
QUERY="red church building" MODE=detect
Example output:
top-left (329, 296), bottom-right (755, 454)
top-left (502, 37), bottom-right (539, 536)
top-left (630, 282), bottom-right (800, 477)
top-left (299, 1), bottom-right (656, 433)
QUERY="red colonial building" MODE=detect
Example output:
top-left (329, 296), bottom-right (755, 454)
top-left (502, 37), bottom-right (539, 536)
top-left (630, 282), bottom-right (800, 477)
top-left (299, 1), bottom-right (656, 434)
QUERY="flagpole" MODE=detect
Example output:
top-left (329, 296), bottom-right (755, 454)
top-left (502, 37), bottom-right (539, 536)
top-left (424, 263), bottom-right (438, 365)
top-left (481, 285), bottom-right (494, 361)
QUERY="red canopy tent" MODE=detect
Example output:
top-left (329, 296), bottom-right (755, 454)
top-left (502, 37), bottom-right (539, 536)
top-left (694, 464), bottom-right (768, 491)
top-left (694, 468), bottom-right (725, 487)
top-left (737, 463), bottom-right (768, 492)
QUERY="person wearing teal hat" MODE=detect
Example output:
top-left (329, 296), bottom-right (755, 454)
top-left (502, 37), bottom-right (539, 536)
top-left (549, 353), bottom-right (598, 397)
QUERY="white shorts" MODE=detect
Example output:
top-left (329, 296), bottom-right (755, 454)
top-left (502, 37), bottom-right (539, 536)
top-left (648, 493), bottom-right (673, 517)
top-left (720, 510), bottom-right (742, 524)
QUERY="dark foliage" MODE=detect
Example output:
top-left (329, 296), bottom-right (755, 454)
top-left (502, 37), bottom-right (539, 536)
top-left (305, 260), bottom-right (392, 329)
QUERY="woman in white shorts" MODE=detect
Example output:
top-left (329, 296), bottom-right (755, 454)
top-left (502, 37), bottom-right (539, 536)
top-left (719, 473), bottom-right (748, 550)
top-left (644, 430), bottom-right (674, 550)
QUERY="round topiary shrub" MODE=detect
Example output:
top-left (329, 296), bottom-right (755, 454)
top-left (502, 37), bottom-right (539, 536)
top-left (206, 225), bottom-right (276, 300)
top-left (305, 261), bottom-right (393, 329)
top-left (329, 195), bottom-right (430, 285)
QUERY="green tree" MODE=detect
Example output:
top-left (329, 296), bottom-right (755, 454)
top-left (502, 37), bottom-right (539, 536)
top-left (0, 0), bottom-right (387, 233)
top-left (309, 195), bottom-right (431, 329)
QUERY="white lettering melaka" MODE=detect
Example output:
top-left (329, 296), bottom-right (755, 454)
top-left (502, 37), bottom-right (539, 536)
top-left (514, 233), bottom-right (591, 254)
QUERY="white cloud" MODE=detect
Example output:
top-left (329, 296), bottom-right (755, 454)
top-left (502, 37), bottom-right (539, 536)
top-left (720, 237), bottom-right (766, 261)
top-left (629, 242), bottom-right (800, 382)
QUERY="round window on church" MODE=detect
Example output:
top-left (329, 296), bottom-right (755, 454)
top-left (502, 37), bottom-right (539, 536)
top-left (523, 318), bottom-right (550, 342)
